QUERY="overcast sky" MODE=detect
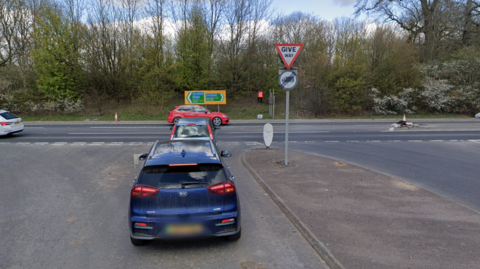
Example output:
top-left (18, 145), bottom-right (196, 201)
top-left (271, 0), bottom-right (357, 21)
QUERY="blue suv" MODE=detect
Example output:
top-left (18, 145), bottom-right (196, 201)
top-left (129, 139), bottom-right (241, 245)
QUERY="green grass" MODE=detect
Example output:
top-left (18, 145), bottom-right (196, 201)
top-left (20, 94), bottom-right (475, 121)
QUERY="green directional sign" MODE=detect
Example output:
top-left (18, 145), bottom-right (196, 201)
top-left (185, 90), bottom-right (227, 105)
top-left (206, 93), bottom-right (224, 102)
top-left (186, 92), bottom-right (205, 104)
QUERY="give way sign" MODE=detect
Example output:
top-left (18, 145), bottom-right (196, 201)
top-left (275, 44), bottom-right (303, 70)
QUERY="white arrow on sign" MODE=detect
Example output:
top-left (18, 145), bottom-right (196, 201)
top-left (275, 44), bottom-right (303, 70)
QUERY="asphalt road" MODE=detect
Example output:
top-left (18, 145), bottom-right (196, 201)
top-left (1, 119), bottom-right (480, 268)
top-left (0, 143), bottom-right (325, 269)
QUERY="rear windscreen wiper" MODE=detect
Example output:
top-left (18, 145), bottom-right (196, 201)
top-left (181, 181), bottom-right (209, 189)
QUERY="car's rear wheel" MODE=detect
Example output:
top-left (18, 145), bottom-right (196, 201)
top-left (173, 117), bottom-right (180, 125)
top-left (130, 236), bottom-right (147, 246)
top-left (225, 230), bottom-right (241, 241)
top-left (212, 117), bottom-right (222, 127)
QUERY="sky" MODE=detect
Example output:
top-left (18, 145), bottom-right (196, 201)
top-left (271, 0), bottom-right (357, 21)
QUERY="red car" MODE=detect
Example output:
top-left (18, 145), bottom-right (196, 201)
top-left (167, 105), bottom-right (229, 126)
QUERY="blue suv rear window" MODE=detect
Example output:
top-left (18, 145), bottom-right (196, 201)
top-left (0, 112), bottom-right (18, 120)
top-left (138, 164), bottom-right (226, 189)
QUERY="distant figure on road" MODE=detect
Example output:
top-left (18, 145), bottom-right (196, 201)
top-left (257, 90), bottom-right (263, 103)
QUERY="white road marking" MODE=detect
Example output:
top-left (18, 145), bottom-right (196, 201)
top-left (91, 127), bottom-right (161, 129)
top-left (52, 142), bottom-right (67, 146)
top-left (69, 132), bottom-right (169, 135)
top-left (90, 142), bottom-right (105, 146)
top-left (107, 142), bottom-right (123, 145)
top-left (133, 154), bottom-right (141, 166)
top-left (72, 142), bottom-right (87, 146)
top-left (4, 139), bottom-right (480, 147)
top-left (222, 131), bottom-right (330, 134)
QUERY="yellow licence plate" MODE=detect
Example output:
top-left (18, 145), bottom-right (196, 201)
top-left (15, 122), bottom-right (20, 125)
top-left (165, 224), bottom-right (203, 235)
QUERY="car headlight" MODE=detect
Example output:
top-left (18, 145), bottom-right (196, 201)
top-left (222, 116), bottom-right (228, 118)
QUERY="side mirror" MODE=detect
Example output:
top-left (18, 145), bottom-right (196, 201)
top-left (231, 176), bottom-right (235, 181)
top-left (170, 126), bottom-right (173, 130)
top-left (220, 151), bottom-right (232, 157)
top-left (138, 153), bottom-right (148, 161)
top-left (204, 111), bottom-right (208, 114)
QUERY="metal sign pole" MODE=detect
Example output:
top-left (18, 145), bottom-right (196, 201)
top-left (285, 91), bottom-right (289, 166)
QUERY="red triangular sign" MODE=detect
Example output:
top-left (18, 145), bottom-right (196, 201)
top-left (275, 44), bottom-right (303, 69)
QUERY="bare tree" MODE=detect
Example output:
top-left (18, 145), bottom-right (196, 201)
top-left (355, 0), bottom-right (441, 61)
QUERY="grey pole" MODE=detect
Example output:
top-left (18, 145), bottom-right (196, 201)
top-left (285, 90), bottom-right (289, 166)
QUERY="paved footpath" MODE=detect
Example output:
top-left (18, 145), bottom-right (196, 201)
top-left (242, 148), bottom-right (480, 269)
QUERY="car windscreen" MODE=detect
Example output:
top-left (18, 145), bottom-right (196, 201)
top-left (174, 125), bottom-right (209, 138)
top-left (138, 164), bottom-right (227, 189)
top-left (0, 112), bottom-right (19, 120)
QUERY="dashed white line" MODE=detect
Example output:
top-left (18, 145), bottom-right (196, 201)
top-left (72, 142), bottom-right (87, 146)
top-left (52, 142), bottom-right (67, 146)
top-left (325, 141), bottom-right (339, 143)
top-left (16, 142), bottom-right (30, 145)
top-left (346, 141), bottom-right (359, 143)
top-left (34, 142), bottom-right (48, 145)
top-left (69, 132), bottom-right (168, 135)
top-left (366, 140), bottom-right (381, 143)
top-left (430, 140), bottom-right (444, 142)
top-left (107, 142), bottom-right (124, 146)
top-left (89, 142), bottom-right (105, 146)
top-left (91, 127), bottom-right (161, 129)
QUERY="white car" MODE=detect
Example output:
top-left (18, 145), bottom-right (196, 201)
top-left (0, 110), bottom-right (24, 136)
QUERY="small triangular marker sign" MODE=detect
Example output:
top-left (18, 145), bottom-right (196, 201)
top-left (275, 44), bottom-right (303, 69)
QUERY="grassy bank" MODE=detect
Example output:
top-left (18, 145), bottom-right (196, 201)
top-left (19, 92), bottom-right (474, 121)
